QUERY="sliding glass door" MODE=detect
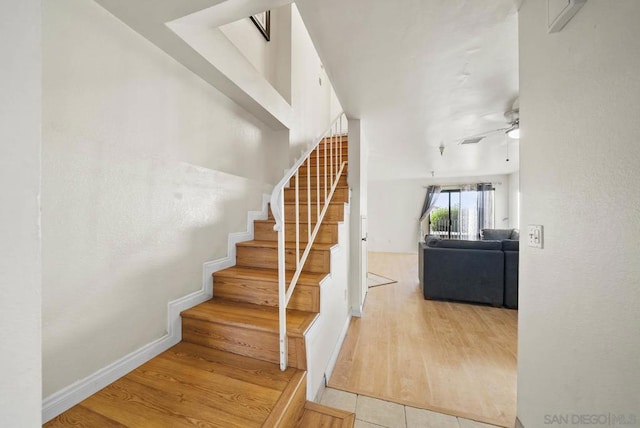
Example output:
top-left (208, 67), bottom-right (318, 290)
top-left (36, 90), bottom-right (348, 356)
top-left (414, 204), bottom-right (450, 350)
top-left (428, 185), bottom-right (494, 240)
top-left (429, 191), bottom-right (459, 239)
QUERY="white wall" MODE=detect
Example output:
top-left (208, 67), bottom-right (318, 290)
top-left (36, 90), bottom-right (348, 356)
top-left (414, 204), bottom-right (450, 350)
top-left (0, 1), bottom-right (42, 425)
top-left (305, 210), bottom-right (350, 400)
top-left (368, 175), bottom-right (511, 253)
top-left (289, 4), bottom-right (333, 161)
top-left (42, 0), bottom-right (286, 399)
top-left (518, 1), bottom-right (640, 426)
top-left (508, 171), bottom-right (520, 229)
top-left (219, 6), bottom-right (291, 103)
top-left (347, 120), bottom-right (368, 315)
top-left (329, 86), bottom-right (342, 122)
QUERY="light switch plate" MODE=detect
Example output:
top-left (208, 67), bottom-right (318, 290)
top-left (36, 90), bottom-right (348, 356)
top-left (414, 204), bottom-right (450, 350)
top-left (528, 225), bottom-right (544, 249)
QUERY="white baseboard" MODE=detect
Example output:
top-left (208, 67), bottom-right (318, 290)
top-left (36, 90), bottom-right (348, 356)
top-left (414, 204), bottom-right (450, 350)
top-left (324, 314), bottom-right (352, 383)
top-left (350, 306), bottom-right (363, 317)
top-left (42, 193), bottom-right (271, 423)
top-left (202, 193), bottom-right (270, 295)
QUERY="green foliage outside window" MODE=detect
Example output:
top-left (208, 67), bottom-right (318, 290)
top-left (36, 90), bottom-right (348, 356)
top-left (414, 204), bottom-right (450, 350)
top-left (430, 207), bottom-right (460, 232)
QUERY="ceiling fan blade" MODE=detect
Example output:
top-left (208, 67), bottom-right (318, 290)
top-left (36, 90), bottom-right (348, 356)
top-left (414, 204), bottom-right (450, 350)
top-left (458, 127), bottom-right (510, 144)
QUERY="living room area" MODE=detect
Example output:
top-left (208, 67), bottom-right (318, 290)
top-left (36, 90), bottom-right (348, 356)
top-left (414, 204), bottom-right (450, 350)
top-left (308, 1), bottom-right (639, 426)
top-left (334, 172), bottom-right (521, 427)
top-left (307, 0), bottom-right (523, 425)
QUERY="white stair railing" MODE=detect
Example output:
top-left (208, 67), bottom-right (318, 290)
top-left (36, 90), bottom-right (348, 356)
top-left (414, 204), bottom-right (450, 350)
top-left (270, 112), bottom-right (348, 371)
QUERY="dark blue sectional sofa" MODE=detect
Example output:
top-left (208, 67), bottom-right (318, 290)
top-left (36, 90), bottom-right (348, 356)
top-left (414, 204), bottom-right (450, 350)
top-left (418, 230), bottom-right (519, 309)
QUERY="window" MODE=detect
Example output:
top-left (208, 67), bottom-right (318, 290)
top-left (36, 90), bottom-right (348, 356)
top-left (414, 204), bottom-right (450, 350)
top-left (428, 185), bottom-right (494, 240)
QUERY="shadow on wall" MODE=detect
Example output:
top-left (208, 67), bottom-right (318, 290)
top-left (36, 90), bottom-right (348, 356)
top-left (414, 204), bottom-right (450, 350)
top-left (42, 159), bottom-right (269, 398)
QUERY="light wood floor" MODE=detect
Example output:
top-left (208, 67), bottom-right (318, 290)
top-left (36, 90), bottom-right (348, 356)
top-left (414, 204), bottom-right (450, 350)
top-left (329, 252), bottom-right (517, 428)
top-left (45, 342), bottom-right (304, 427)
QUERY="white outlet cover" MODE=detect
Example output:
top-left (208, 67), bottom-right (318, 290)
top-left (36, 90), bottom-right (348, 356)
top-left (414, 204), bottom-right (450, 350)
top-left (528, 225), bottom-right (544, 249)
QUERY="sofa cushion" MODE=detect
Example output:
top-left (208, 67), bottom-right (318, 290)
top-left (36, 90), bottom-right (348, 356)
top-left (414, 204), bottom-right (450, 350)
top-left (425, 235), bottom-right (441, 246)
top-left (426, 238), bottom-right (502, 250)
top-left (510, 229), bottom-right (520, 240)
top-left (481, 228), bottom-right (513, 240)
top-left (502, 239), bottom-right (520, 251)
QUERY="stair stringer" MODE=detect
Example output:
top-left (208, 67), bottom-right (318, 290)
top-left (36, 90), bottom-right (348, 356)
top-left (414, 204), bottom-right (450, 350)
top-left (42, 193), bottom-right (271, 423)
top-left (303, 202), bottom-right (353, 400)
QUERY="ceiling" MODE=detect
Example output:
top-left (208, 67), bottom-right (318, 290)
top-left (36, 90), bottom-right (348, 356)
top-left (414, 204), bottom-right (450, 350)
top-left (94, 0), bottom-right (519, 181)
top-left (296, 0), bottom-right (520, 181)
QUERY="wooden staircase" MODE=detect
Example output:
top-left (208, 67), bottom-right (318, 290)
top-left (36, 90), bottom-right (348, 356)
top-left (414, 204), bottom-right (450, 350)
top-left (45, 138), bottom-right (353, 427)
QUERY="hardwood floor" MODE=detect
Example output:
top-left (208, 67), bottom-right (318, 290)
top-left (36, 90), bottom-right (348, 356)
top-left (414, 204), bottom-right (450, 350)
top-left (328, 252), bottom-right (517, 428)
top-left (45, 342), bottom-right (305, 428)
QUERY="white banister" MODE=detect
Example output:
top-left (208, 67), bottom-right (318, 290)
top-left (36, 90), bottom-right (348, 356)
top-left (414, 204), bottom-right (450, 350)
top-left (307, 158), bottom-right (311, 243)
top-left (269, 112), bottom-right (347, 371)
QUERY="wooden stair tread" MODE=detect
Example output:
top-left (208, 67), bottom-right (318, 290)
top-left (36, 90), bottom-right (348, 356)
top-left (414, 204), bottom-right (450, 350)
top-left (254, 219), bottom-right (341, 226)
top-left (182, 298), bottom-right (319, 337)
top-left (236, 239), bottom-right (336, 251)
top-left (215, 266), bottom-right (327, 286)
top-left (287, 184), bottom-right (348, 190)
top-left (162, 342), bottom-right (297, 387)
top-left (284, 200), bottom-right (346, 208)
top-left (297, 402), bottom-right (356, 427)
top-left (45, 343), bottom-right (306, 428)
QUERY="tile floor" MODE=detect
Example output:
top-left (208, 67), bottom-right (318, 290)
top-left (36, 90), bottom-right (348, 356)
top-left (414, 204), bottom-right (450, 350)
top-left (317, 387), bottom-right (501, 428)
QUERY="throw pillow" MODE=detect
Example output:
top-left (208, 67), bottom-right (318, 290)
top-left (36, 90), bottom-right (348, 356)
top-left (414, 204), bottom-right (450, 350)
top-left (510, 229), bottom-right (520, 240)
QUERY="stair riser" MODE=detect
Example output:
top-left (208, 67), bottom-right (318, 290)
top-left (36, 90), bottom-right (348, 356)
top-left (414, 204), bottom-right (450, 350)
top-left (307, 152), bottom-right (348, 164)
top-left (304, 155), bottom-right (348, 167)
top-left (320, 136), bottom-right (348, 142)
top-left (272, 372), bottom-right (307, 427)
top-left (298, 164), bottom-right (348, 176)
top-left (236, 246), bottom-right (330, 273)
top-left (269, 204), bottom-right (345, 222)
top-left (181, 317), bottom-right (306, 369)
top-left (289, 174), bottom-right (347, 188)
top-left (311, 145), bottom-right (349, 156)
top-left (254, 221), bottom-right (338, 244)
top-left (284, 187), bottom-right (348, 203)
top-left (212, 275), bottom-right (320, 312)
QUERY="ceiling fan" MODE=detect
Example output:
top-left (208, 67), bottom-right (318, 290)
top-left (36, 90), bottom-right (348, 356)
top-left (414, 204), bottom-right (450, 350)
top-left (458, 107), bottom-right (520, 145)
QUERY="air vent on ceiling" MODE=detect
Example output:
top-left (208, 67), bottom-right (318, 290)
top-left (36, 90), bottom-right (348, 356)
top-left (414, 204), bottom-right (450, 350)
top-left (460, 136), bottom-right (485, 145)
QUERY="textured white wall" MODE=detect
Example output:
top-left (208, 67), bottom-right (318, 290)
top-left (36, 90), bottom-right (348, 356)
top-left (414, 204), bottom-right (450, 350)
top-left (289, 4), bottom-right (333, 161)
top-left (368, 175), bottom-right (511, 253)
top-left (518, 1), bottom-right (640, 426)
top-left (0, 1), bottom-right (42, 425)
top-left (219, 6), bottom-right (291, 103)
top-left (347, 120), bottom-right (368, 314)
top-left (509, 171), bottom-right (520, 229)
top-left (42, 0), bottom-right (286, 398)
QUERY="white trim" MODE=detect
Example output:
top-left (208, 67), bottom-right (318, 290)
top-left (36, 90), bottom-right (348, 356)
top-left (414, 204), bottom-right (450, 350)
top-left (350, 306), bottom-right (363, 317)
top-left (312, 375), bottom-right (327, 402)
top-left (42, 193), bottom-right (271, 423)
top-left (324, 314), bottom-right (352, 382)
top-left (202, 193), bottom-right (271, 295)
top-left (548, 0), bottom-right (586, 33)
